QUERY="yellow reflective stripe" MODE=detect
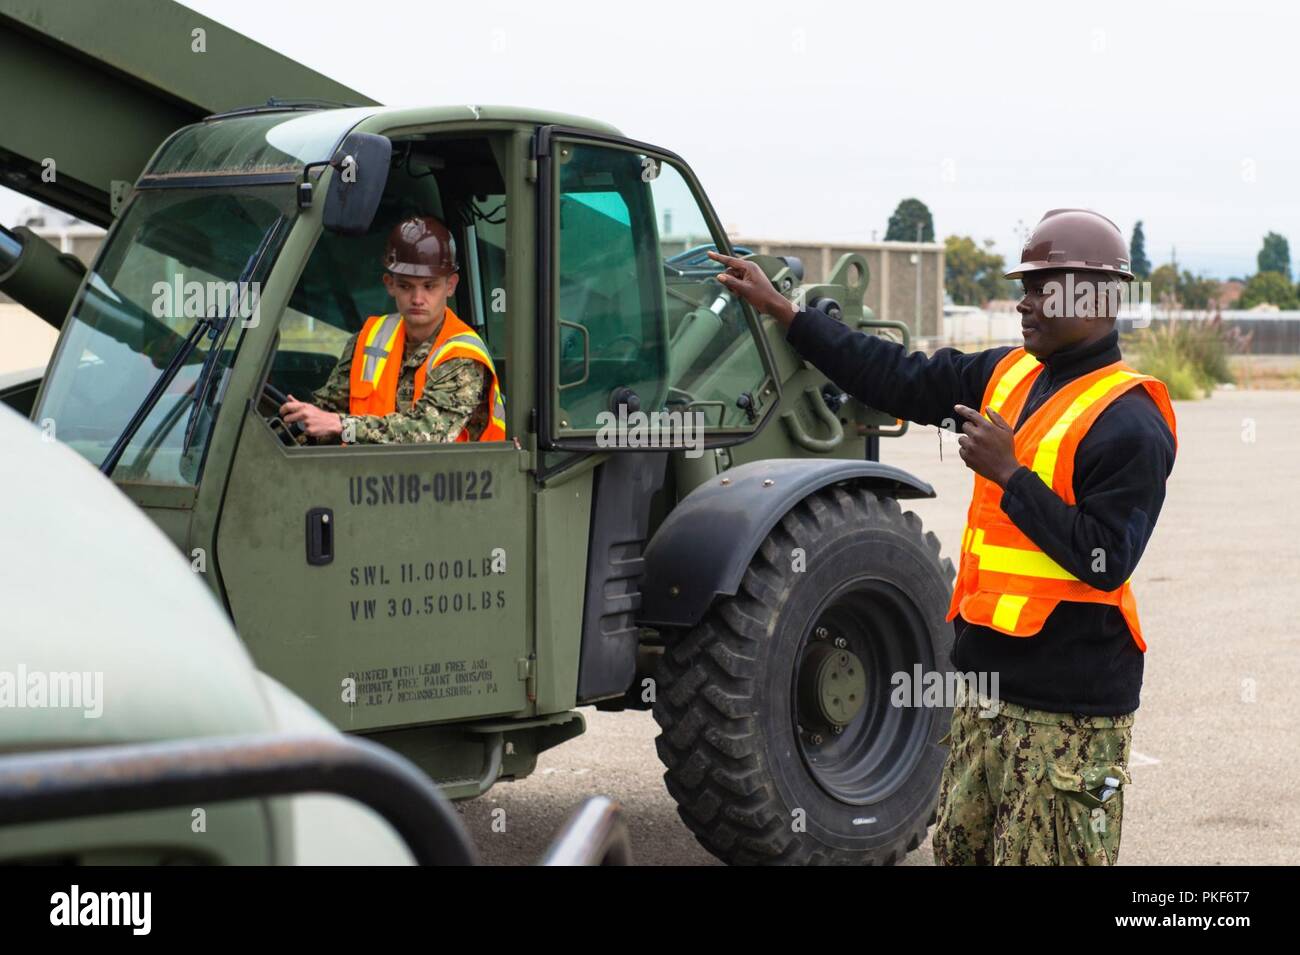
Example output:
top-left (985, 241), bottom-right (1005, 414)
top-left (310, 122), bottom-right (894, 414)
top-left (431, 331), bottom-right (507, 430)
top-left (978, 543), bottom-right (1081, 581)
top-left (991, 594), bottom-right (1029, 631)
top-left (433, 331), bottom-right (500, 376)
top-left (443, 332), bottom-right (487, 347)
top-left (360, 320), bottom-right (382, 380)
top-left (970, 527), bottom-right (1081, 581)
top-left (1031, 370), bottom-right (1141, 486)
top-left (439, 342), bottom-right (493, 367)
top-left (360, 318), bottom-right (385, 382)
top-left (986, 352), bottom-right (1040, 417)
top-left (372, 320), bottom-right (402, 384)
top-left (437, 333), bottom-right (490, 352)
top-left (363, 314), bottom-right (402, 385)
top-left (436, 340), bottom-right (497, 373)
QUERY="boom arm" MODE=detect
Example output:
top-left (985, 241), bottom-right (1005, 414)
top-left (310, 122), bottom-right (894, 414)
top-left (0, 0), bottom-right (379, 325)
top-left (1, 0), bottom-right (378, 223)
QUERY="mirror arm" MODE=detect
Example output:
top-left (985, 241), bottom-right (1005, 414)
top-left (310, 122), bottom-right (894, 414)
top-left (297, 159), bottom-right (338, 209)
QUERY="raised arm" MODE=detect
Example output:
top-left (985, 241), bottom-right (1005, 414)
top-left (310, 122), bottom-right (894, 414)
top-left (708, 250), bottom-right (1011, 428)
top-left (786, 308), bottom-right (1012, 428)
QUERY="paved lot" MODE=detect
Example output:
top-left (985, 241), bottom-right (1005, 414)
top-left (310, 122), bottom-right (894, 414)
top-left (460, 388), bottom-right (1300, 865)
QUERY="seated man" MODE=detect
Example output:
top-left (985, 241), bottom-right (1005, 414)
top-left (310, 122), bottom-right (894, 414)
top-left (280, 215), bottom-right (505, 444)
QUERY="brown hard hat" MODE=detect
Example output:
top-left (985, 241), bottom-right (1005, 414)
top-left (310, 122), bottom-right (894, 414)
top-left (383, 215), bottom-right (458, 278)
top-left (1005, 209), bottom-right (1134, 281)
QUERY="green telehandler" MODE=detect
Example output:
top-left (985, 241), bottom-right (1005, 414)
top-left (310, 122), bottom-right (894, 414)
top-left (1, 0), bottom-right (955, 865)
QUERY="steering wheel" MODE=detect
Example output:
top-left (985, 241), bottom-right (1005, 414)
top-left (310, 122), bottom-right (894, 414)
top-left (260, 380), bottom-right (308, 446)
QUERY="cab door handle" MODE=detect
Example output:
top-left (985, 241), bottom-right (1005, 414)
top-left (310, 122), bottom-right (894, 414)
top-left (306, 507), bottom-right (334, 565)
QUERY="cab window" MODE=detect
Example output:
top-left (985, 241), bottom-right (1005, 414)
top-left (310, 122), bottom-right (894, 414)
top-left (270, 135), bottom-right (508, 417)
top-left (552, 140), bottom-right (773, 436)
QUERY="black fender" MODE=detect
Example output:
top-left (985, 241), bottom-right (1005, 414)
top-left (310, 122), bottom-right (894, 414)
top-left (638, 458), bottom-right (935, 629)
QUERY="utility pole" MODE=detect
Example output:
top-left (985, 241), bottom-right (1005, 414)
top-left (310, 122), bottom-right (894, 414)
top-left (914, 222), bottom-right (923, 337)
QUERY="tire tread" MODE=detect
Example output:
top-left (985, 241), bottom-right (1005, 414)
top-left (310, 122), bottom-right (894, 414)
top-left (653, 484), bottom-right (949, 865)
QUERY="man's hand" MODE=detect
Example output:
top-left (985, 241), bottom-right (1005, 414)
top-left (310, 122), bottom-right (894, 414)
top-left (953, 404), bottom-right (1020, 487)
top-left (280, 395), bottom-right (344, 441)
top-left (707, 250), bottom-right (799, 326)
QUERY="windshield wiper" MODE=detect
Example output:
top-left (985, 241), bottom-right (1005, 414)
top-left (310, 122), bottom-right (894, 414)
top-left (99, 217), bottom-right (287, 478)
top-left (182, 217), bottom-right (287, 455)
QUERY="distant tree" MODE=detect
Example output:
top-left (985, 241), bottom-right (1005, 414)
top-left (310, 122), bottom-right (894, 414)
top-left (1129, 221), bottom-right (1151, 280)
top-left (1257, 232), bottom-right (1291, 279)
top-left (1149, 263), bottom-right (1180, 305)
top-left (1148, 262), bottom-right (1222, 308)
top-left (1238, 270), bottom-right (1298, 309)
top-left (885, 198), bottom-right (935, 243)
top-left (1177, 271), bottom-right (1220, 310)
top-left (944, 236), bottom-right (1009, 305)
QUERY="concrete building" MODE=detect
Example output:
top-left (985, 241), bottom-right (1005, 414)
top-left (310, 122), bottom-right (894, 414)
top-left (730, 236), bottom-right (945, 340)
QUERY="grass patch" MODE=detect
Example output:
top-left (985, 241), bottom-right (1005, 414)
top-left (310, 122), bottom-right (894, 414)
top-left (1126, 316), bottom-right (1240, 399)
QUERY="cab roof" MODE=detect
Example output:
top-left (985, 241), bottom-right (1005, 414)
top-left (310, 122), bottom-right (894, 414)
top-left (1, 0), bottom-right (622, 224)
top-left (208, 102), bottom-right (624, 140)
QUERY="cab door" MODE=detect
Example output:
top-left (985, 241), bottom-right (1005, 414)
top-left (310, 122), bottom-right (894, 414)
top-left (215, 189), bottom-right (528, 734)
top-left (535, 128), bottom-right (780, 453)
top-left (217, 416), bottom-right (527, 733)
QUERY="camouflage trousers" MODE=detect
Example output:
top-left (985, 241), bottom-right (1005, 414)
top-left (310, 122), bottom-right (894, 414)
top-left (931, 680), bottom-right (1134, 866)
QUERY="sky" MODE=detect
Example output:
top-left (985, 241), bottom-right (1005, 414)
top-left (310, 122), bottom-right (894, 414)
top-left (4, 0), bottom-right (1298, 280)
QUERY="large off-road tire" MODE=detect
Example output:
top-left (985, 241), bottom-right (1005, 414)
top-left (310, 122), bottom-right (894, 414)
top-left (653, 484), bottom-right (956, 865)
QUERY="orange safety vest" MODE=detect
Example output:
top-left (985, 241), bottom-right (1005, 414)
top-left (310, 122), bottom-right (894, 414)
top-left (945, 346), bottom-right (1178, 651)
top-left (348, 307), bottom-right (506, 442)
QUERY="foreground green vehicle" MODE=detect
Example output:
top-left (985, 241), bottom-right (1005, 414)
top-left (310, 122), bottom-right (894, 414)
top-left (0, 405), bottom-right (629, 866)
top-left (1, 1), bottom-right (954, 865)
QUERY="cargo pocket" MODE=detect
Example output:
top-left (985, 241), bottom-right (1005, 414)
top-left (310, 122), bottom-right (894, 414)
top-left (1049, 761), bottom-right (1130, 865)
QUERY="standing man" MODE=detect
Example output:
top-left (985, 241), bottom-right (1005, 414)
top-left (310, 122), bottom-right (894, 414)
top-left (708, 208), bottom-right (1177, 865)
top-left (280, 215), bottom-right (505, 444)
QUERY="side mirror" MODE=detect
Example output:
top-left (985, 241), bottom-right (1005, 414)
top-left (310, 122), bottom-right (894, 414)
top-left (322, 132), bottom-right (392, 236)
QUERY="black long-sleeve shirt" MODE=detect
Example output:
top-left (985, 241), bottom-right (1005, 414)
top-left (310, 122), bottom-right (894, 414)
top-left (786, 311), bottom-right (1176, 715)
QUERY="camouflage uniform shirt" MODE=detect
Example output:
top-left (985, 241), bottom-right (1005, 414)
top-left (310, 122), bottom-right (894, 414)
top-left (312, 324), bottom-right (490, 444)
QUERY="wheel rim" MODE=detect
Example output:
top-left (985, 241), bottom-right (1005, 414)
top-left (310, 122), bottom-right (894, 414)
top-left (790, 575), bottom-right (934, 806)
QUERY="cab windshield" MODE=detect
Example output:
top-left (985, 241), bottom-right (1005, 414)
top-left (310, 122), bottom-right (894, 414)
top-left (35, 186), bottom-right (296, 485)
